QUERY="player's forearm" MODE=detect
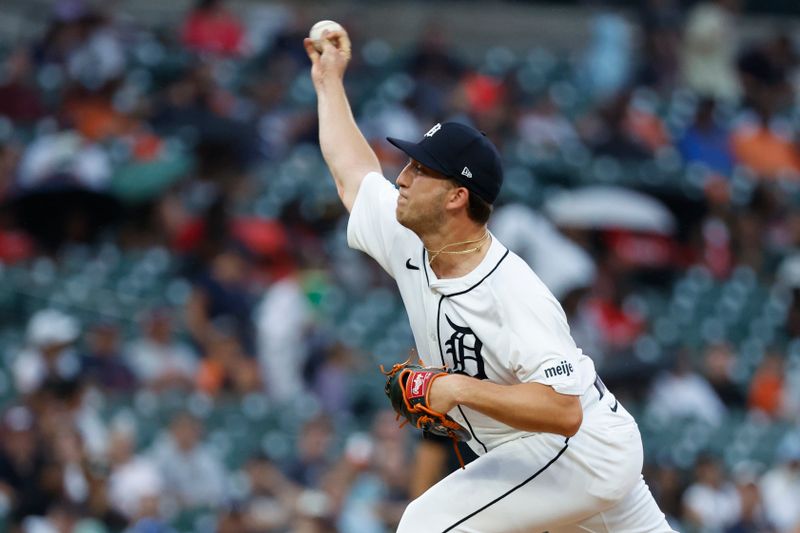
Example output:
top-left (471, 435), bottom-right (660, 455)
top-left (448, 375), bottom-right (583, 436)
top-left (316, 79), bottom-right (381, 211)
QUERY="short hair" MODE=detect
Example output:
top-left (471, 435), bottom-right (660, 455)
top-left (467, 191), bottom-right (493, 225)
top-left (447, 178), bottom-right (492, 224)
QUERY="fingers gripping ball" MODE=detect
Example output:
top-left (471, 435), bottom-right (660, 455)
top-left (309, 20), bottom-right (345, 52)
top-left (382, 359), bottom-right (472, 467)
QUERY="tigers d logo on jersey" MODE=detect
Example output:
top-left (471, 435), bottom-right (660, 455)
top-left (444, 314), bottom-right (488, 380)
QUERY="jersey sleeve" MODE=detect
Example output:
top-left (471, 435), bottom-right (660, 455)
top-left (347, 171), bottom-right (403, 278)
top-left (504, 288), bottom-right (586, 395)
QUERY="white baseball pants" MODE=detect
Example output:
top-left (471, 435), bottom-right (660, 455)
top-left (396, 385), bottom-right (675, 533)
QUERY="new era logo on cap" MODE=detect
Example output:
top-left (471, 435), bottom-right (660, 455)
top-left (424, 123), bottom-right (442, 137)
top-left (386, 122), bottom-right (504, 203)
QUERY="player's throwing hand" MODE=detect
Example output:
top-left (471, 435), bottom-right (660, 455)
top-left (303, 27), bottom-right (351, 87)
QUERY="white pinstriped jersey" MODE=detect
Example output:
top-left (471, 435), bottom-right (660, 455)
top-left (347, 172), bottom-right (597, 456)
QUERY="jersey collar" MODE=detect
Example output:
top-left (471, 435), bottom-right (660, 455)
top-left (422, 234), bottom-right (509, 296)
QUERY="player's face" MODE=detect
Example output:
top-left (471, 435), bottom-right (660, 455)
top-left (395, 159), bottom-right (454, 233)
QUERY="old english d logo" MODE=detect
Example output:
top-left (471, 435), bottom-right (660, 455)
top-left (444, 315), bottom-right (488, 379)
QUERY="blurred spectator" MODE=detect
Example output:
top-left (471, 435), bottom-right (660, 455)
top-left (13, 309), bottom-right (82, 396)
top-left (677, 97), bottom-right (735, 177)
top-left (254, 262), bottom-right (312, 402)
top-left (49, 425), bottom-right (91, 507)
top-left (759, 431), bottom-right (800, 532)
top-left (150, 67), bottom-right (257, 166)
top-left (648, 353), bottom-right (727, 427)
top-left (35, 378), bottom-right (109, 463)
top-left (407, 23), bottom-right (463, 122)
top-left (681, 0), bottom-right (742, 102)
top-left (185, 243), bottom-right (258, 357)
top-left (285, 416), bottom-right (335, 489)
top-left (703, 342), bottom-right (746, 409)
top-left (81, 321), bottom-right (137, 393)
top-left (196, 321), bottom-right (261, 396)
top-left (0, 406), bottom-right (56, 524)
top-left (238, 452), bottom-right (299, 531)
top-left (64, 11), bottom-right (126, 90)
top-left (62, 83), bottom-right (131, 142)
top-left (737, 34), bottom-right (796, 113)
top-left (646, 463), bottom-right (685, 527)
top-left (0, 48), bottom-right (46, 124)
top-left (625, 91), bottom-right (671, 153)
top-left (306, 340), bottom-right (356, 417)
top-left (149, 412), bottom-right (226, 509)
top-left (125, 309), bottom-right (198, 392)
top-left (748, 353), bottom-right (786, 419)
top-left (727, 470), bottom-right (775, 533)
top-left (682, 455), bottom-right (741, 530)
top-left (637, 0), bottom-right (682, 89)
top-left (338, 416), bottom-right (410, 533)
top-left (731, 108), bottom-right (800, 180)
top-left (516, 95), bottom-right (579, 154)
top-left (581, 91), bottom-right (653, 160)
top-left (181, 0), bottom-right (245, 57)
top-left (580, 12), bottom-right (634, 101)
top-left (107, 416), bottom-right (163, 524)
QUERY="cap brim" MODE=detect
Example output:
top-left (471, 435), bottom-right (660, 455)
top-left (386, 137), bottom-right (451, 178)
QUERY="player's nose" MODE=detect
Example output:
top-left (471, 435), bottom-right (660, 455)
top-left (396, 168), bottom-right (411, 188)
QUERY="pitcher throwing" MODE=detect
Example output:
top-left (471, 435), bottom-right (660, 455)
top-left (304, 25), bottom-right (675, 533)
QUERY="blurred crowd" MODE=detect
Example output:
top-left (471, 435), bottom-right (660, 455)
top-left (2, 0), bottom-right (800, 531)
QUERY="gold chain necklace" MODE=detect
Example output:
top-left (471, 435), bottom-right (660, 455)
top-left (426, 231), bottom-right (490, 265)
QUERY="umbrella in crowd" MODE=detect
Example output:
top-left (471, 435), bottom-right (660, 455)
top-left (543, 185), bottom-right (677, 235)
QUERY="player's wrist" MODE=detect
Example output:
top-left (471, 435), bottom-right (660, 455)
top-left (439, 374), bottom-right (469, 410)
top-left (444, 373), bottom-right (470, 406)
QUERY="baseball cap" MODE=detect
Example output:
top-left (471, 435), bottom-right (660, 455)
top-left (387, 122), bottom-right (504, 204)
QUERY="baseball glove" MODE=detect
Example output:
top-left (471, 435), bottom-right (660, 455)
top-left (381, 359), bottom-right (472, 467)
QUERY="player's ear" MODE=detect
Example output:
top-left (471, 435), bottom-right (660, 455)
top-left (446, 186), bottom-right (470, 211)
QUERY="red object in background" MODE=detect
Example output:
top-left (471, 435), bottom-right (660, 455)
top-left (0, 230), bottom-right (35, 263)
top-left (172, 216), bottom-right (295, 280)
top-left (232, 217), bottom-right (288, 257)
top-left (586, 297), bottom-right (645, 348)
top-left (132, 133), bottom-right (164, 161)
top-left (462, 73), bottom-right (505, 114)
top-left (604, 230), bottom-right (676, 268)
top-left (181, 8), bottom-right (245, 56)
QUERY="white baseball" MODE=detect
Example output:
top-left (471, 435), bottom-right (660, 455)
top-left (309, 20), bottom-right (344, 52)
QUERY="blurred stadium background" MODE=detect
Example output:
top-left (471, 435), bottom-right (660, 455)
top-left (1, 0), bottom-right (800, 532)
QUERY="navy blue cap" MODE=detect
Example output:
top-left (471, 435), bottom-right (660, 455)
top-left (387, 122), bottom-right (504, 204)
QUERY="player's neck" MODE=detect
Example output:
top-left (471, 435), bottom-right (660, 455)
top-left (422, 224), bottom-right (491, 279)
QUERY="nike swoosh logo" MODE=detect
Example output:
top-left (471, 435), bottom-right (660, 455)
top-left (406, 258), bottom-right (420, 270)
top-left (610, 399), bottom-right (618, 413)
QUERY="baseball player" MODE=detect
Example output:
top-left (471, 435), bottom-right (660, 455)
top-left (304, 28), bottom-right (676, 533)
